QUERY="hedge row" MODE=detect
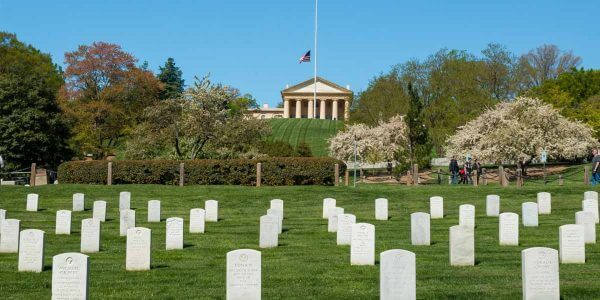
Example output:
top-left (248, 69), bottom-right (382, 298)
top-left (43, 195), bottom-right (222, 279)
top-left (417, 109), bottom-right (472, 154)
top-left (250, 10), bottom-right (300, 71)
top-left (57, 158), bottom-right (345, 186)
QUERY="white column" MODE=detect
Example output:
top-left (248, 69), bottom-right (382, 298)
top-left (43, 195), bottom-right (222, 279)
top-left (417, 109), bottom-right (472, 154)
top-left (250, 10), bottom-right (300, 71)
top-left (344, 99), bottom-right (350, 120)
top-left (332, 99), bottom-right (338, 120)
top-left (320, 99), bottom-right (326, 119)
top-left (283, 99), bottom-right (290, 118)
top-left (295, 99), bottom-right (302, 118)
top-left (308, 99), bottom-right (314, 119)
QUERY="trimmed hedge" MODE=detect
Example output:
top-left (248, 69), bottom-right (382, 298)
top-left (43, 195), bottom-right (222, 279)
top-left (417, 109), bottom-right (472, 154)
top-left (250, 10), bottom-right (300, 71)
top-left (58, 158), bottom-right (345, 186)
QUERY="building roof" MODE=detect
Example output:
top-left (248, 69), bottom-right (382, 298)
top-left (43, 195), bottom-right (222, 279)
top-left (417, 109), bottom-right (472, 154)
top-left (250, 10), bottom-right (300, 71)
top-left (281, 77), bottom-right (353, 98)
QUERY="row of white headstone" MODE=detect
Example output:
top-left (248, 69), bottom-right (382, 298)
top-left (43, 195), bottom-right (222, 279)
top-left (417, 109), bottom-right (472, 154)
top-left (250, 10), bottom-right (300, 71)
top-left (260, 199), bottom-right (283, 248)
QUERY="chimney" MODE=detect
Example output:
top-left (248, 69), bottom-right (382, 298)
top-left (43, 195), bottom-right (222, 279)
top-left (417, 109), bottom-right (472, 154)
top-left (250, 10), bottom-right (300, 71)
top-left (346, 84), bottom-right (351, 90)
top-left (285, 84), bottom-right (289, 89)
top-left (263, 103), bottom-right (269, 109)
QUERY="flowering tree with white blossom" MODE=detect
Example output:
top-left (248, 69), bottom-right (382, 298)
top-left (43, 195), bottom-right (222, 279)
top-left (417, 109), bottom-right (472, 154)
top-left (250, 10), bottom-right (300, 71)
top-left (445, 97), bottom-right (598, 164)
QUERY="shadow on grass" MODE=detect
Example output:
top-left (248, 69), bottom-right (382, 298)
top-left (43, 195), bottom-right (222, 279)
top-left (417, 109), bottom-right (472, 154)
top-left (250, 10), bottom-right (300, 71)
top-left (183, 243), bottom-right (195, 249)
top-left (43, 265), bottom-right (52, 272)
top-left (152, 264), bottom-right (169, 270)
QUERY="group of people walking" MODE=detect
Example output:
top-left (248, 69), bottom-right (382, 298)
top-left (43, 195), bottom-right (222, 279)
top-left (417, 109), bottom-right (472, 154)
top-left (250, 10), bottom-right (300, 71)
top-left (592, 149), bottom-right (600, 186)
top-left (449, 158), bottom-right (481, 184)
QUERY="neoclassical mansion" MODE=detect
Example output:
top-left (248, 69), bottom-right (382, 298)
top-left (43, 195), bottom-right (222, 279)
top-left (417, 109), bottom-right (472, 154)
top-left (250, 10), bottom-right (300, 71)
top-left (251, 77), bottom-right (352, 120)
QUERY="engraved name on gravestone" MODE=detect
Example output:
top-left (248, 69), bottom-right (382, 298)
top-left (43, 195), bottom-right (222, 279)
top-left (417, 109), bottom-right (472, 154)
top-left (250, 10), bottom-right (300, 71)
top-left (93, 201), bottom-right (106, 222)
top-left (259, 215), bottom-right (278, 248)
top-left (459, 204), bottom-right (475, 228)
top-left (575, 211), bottom-right (596, 244)
top-left (73, 193), bottom-right (85, 212)
top-left (0, 219), bottom-right (20, 253)
top-left (166, 217), bottom-right (184, 250)
top-left (521, 247), bottom-right (559, 300)
top-left (81, 218), bottom-right (101, 253)
top-left (328, 207), bottom-right (344, 233)
top-left (350, 223), bottom-right (375, 265)
top-left (499, 212), bottom-right (519, 246)
top-left (337, 213), bottom-right (356, 246)
top-left (26, 193), bottom-right (38, 212)
top-left (430, 196), bottom-right (443, 219)
top-left (120, 210), bottom-right (136, 237)
top-left (205, 200), bottom-right (218, 222)
top-left (52, 252), bottom-right (89, 300)
top-left (189, 208), bottom-right (205, 233)
top-left (380, 249), bottom-right (416, 300)
top-left (375, 198), bottom-right (388, 220)
top-left (450, 225), bottom-right (474, 266)
top-left (322, 198), bottom-right (336, 219)
top-left (119, 191), bottom-right (131, 211)
top-left (522, 202), bottom-right (539, 227)
top-left (486, 195), bottom-right (500, 217)
top-left (226, 249), bottom-right (261, 300)
top-left (126, 227), bottom-right (151, 271)
top-left (410, 213), bottom-right (430, 246)
top-left (18, 229), bottom-right (44, 273)
top-left (55, 210), bottom-right (72, 235)
top-left (148, 200), bottom-right (161, 223)
top-left (559, 224), bottom-right (585, 264)
top-left (537, 192), bottom-right (551, 215)
top-left (582, 198), bottom-right (599, 224)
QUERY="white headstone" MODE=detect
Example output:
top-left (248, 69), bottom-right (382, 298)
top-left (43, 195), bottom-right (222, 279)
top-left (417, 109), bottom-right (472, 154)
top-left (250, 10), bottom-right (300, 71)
top-left (582, 198), bottom-right (599, 224)
top-left (81, 218), bottom-right (101, 253)
top-left (270, 199), bottom-right (284, 218)
top-left (205, 200), bottom-right (218, 222)
top-left (266, 208), bottom-right (283, 234)
top-left (26, 193), bottom-right (38, 212)
top-left (72, 193), bottom-right (85, 212)
top-left (575, 211), bottom-right (596, 244)
top-left (327, 207), bottom-right (344, 233)
top-left (559, 224), bottom-right (585, 264)
top-left (486, 195), bottom-right (500, 217)
top-left (537, 192), bottom-right (551, 215)
top-left (499, 212), bottom-right (519, 246)
top-left (18, 229), bottom-right (44, 272)
top-left (147, 200), bottom-right (161, 223)
top-left (521, 247), bottom-right (559, 300)
top-left (522, 202), bottom-right (539, 227)
top-left (584, 191), bottom-right (598, 201)
top-left (259, 215), bottom-right (278, 248)
top-left (429, 196), bottom-right (443, 219)
top-left (410, 212), bottom-right (430, 246)
top-left (126, 227), bottom-right (151, 271)
top-left (92, 201), bottom-right (106, 222)
top-left (459, 204), bottom-right (475, 229)
top-left (322, 198), bottom-right (336, 219)
top-left (380, 249), bottom-right (416, 300)
top-left (55, 210), bottom-right (72, 235)
top-left (375, 198), bottom-right (389, 220)
top-left (0, 219), bottom-right (20, 253)
top-left (166, 217), bottom-right (184, 250)
top-left (226, 249), bottom-right (261, 300)
top-left (449, 225), bottom-right (474, 266)
top-left (119, 191), bottom-right (131, 211)
top-left (350, 223), bottom-right (375, 265)
top-left (337, 213), bottom-right (356, 245)
top-left (0, 209), bottom-right (5, 232)
top-left (189, 208), bottom-right (206, 233)
top-left (52, 253), bottom-right (89, 300)
top-left (120, 209), bottom-right (135, 237)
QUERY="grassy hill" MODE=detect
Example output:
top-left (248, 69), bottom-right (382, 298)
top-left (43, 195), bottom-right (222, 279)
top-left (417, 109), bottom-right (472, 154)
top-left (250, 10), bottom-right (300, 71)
top-left (266, 119), bottom-right (344, 157)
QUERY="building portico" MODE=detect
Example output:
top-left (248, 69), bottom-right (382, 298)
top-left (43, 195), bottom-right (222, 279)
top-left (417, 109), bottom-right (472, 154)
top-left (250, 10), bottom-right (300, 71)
top-left (281, 77), bottom-right (352, 120)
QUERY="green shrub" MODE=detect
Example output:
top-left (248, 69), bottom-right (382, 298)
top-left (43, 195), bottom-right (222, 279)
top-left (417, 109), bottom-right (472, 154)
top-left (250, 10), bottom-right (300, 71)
top-left (258, 140), bottom-right (297, 157)
top-left (58, 158), bottom-right (345, 186)
top-left (296, 141), bottom-right (313, 157)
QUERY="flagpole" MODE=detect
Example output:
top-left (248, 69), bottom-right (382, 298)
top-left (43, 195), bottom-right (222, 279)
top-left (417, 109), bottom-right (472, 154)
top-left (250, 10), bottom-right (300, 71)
top-left (313, 0), bottom-right (318, 118)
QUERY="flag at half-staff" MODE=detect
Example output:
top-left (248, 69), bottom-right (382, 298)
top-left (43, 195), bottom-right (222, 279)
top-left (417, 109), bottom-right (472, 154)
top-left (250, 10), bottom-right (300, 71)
top-left (299, 50), bottom-right (311, 63)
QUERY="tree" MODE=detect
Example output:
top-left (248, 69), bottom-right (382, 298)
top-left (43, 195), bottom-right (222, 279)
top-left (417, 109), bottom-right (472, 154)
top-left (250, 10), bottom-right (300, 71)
top-left (445, 97), bottom-right (598, 164)
top-left (0, 32), bottom-right (72, 171)
top-left (157, 57), bottom-right (184, 100)
top-left (296, 141), bottom-right (313, 157)
top-left (60, 42), bottom-right (163, 157)
top-left (481, 43), bottom-right (517, 100)
top-left (518, 44), bottom-right (581, 88)
top-left (397, 82), bottom-right (433, 170)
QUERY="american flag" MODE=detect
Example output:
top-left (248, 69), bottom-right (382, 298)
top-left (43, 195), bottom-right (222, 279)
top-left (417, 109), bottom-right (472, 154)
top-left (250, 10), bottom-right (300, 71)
top-left (299, 50), bottom-right (311, 63)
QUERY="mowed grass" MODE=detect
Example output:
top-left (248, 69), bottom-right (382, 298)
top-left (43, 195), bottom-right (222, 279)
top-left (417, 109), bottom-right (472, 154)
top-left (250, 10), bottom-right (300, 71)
top-left (267, 119), bottom-right (343, 156)
top-left (0, 183), bottom-right (599, 299)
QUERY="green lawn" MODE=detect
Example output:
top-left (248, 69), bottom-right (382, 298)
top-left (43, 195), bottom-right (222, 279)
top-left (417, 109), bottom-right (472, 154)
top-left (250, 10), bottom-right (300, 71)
top-left (0, 182), bottom-right (599, 299)
top-left (267, 118), bottom-right (343, 156)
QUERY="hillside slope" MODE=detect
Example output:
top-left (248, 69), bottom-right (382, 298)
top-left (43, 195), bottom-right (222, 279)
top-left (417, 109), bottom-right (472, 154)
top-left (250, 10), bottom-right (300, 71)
top-left (267, 119), bottom-right (343, 157)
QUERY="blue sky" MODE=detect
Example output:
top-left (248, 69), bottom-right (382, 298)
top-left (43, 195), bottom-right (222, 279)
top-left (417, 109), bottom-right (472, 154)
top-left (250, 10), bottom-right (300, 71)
top-left (1, 0), bottom-right (599, 106)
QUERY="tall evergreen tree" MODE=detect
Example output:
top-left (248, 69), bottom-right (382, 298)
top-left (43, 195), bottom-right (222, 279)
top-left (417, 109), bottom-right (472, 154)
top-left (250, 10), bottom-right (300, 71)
top-left (398, 82), bottom-right (433, 170)
top-left (157, 57), bottom-right (184, 100)
top-left (0, 32), bottom-right (72, 171)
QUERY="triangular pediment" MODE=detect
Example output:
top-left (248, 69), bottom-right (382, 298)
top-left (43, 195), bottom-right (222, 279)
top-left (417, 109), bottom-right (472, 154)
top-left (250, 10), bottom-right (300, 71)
top-left (282, 77), bottom-right (352, 95)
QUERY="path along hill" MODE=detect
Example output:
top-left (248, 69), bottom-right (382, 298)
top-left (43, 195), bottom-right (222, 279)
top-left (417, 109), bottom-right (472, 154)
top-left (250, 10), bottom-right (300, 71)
top-left (266, 118), bottom-right (343, 157)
